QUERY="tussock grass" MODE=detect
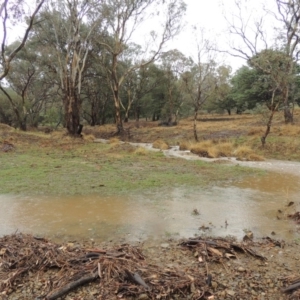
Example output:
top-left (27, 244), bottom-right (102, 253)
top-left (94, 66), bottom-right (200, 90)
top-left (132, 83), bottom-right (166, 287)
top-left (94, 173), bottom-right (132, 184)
top-left (134, 147), bottom-right (148, 155)
top-left (179, 140), bottom-right (192, 151)
top-left (190, 141), bottom-right (234, 158)
top-left (234, 146), bottom-right (264, 161)
top-left (82, 134), bottom-right (96, 142)
top-left (217, 142), bottom-right (234, 157)
top-left (190, 140), bottom-right (214, 157)
top-left (0, 123), bottom-right (14, 131)
top-left (153, 139), bottom-right (169, 150)
top-left (110, 142), bottom-right (136, 153)
top-left (108, 137), bottom-right (120, 145)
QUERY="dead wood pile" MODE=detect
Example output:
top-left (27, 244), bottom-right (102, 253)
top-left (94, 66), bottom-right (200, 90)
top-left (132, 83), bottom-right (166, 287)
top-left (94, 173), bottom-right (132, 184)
top-left (0, 233), bottom-right (292, 299)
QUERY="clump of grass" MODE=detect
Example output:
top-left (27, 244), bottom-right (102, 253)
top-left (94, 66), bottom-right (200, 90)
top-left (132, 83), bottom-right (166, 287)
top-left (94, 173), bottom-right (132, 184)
top-left (0, 123), bottom-right (14, 131)
top-left (191, 140), bottom-right (233, 158)
top-left (207, 146), bottom-right (221, 158)
top-left (179, 140), bottom-right (192, 151)
top-left (217, 142), bottom-right (234, 157)
top-left (82, 134), bottom-right (95, 142)
top-left (110, 142), bottom-right (136, 153)
top-left (108, 137), bottom-right (120, 145)
top-left (153, 139), bottom-right (169, 150)
top-left (134, 147), bottom-right (148, 155)
top-left (50, 130), bottom-right (67, 139)
top-left (234, 145), bottom-right (264, 161)
top-left (190, 141), bottom-right (211, 157)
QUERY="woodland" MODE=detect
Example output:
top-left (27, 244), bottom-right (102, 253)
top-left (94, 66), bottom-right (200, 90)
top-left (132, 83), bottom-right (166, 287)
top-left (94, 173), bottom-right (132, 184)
top-left (1, 0), bottom-right (300, 146)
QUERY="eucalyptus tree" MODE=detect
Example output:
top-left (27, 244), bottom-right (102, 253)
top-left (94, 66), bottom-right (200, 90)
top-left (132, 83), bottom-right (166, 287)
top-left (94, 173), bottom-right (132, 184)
top-left (249, 49), bottom-right (294, 146)
top-left (34, 0), bottom-right (103, 135)
top-left (225, 0), bottom-right (300, 123)
top-left (158, 49), bottom-right (191, 125)
top-left (0, 0), bottom-right (45, 81)
top-left (273, 0), bottom-right (300, 123)
top-left (96, 0), bottom-right (186, 134)
top-left (182, 29), bottom-right (218, 141)
top-left (204, 65), bottom-right (232, 114)
top-left (2, 42), bottom-right (55, 130)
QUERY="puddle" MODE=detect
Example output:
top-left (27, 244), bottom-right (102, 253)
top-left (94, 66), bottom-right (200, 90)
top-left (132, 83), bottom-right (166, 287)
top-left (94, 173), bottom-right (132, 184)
top-left (1, 171), bottom-right (300, 243)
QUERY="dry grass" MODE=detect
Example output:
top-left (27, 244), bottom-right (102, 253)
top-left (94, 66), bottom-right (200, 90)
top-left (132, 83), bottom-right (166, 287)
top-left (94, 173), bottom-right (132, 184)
top-left (0, 124), bottom-right (14, 131)
top-left (82, 134), bottom-right (96, 142)
top-left (190, 141), bottom-right (234, 158)
top-left (179, 140), bottom-right (192, 151)
top-left (234, 146), bottom-right (264, 161)
top-left (134, 147), bottom-right (148, 155)
top-left (247, 127), bottom-right (264, 136)
top-left (109, 142), bottom-right (136, 153)
top-left (153, 139), bottom-right (169, 150)
top-left (217, 142), bottom-right (234, 157)
top-left (190, 140), bottom-right (214, 157)
top-left (108, 137), bottom-right (120, 145)
top-left (276, 124), bottom-right (300, 136)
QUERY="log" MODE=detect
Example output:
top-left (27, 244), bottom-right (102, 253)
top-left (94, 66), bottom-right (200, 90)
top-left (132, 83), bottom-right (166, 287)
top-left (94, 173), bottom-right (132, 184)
top-left (282, 281), bottom-right (300, 293)
top-left (45, 272), bottom-right (99, 300)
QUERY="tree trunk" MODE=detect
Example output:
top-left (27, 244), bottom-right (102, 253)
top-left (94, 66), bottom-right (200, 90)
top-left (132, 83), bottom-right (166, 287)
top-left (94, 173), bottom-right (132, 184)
top-left (284, 106), bottom-right (293, 124)
top-left (283, 89), bottom-right (293, 124)
top-left (124, 112), bottom-right (129, 123)
top-left (261, 92), bottom-right (280, 147)
top-left (113, 96), bottom-right (123, 133)
top-left (64, 92), bottom-right (81, 135)
top-left (193, 106), bottom-right (199, 142)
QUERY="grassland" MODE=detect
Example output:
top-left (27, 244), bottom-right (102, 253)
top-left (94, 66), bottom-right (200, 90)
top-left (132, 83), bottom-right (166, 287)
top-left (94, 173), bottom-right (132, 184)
top-left (88, 109), bottom-right (300, 161)
top-left (0, 123), bottom-right (265, 196)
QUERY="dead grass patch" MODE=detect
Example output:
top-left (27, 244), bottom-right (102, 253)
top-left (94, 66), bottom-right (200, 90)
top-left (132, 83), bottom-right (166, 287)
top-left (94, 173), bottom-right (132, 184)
top-left (190, 140), bottom-right (214, 157)
top-left (190, 141), bottom-right (234, 158)
top-left (217, 142), bottom-right (234, 157)
top-left (110, 142), bottom-right (136, 153)
top-left (179, 140), bottom-right (192, 151)
top-left (134, 147), bottom-right (148, 155)
top-left (153, 139), bottom-right (169, 150)
top-left (247, 127), bottom-right (264, 136)
top-left (108, 137), bottom-right (120, 145)
top-left (82, 134), bottom-right (95, 142)
top-left (277, 124), bottom-right (300, 136)
top-left (0, 123), bottom-right (14, 131)
top-left (234, 146), bottom-right (264, 161)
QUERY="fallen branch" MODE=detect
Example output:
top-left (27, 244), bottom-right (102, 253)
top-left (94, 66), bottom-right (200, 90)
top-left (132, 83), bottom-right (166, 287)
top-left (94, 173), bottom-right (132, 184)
top-left (45, 272), bottom-right (99, 300)
top-left (282, 281), bottom-right (300, 293)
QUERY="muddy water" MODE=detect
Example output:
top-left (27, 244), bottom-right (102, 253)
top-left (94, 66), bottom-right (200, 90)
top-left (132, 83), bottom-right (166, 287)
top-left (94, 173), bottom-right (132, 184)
top-left (0, 172), bottom-right (300, 242)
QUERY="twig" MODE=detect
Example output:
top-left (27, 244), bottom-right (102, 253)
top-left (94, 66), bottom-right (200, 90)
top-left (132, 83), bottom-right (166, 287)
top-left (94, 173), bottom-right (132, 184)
top-left (45, 272), bottom-right (99, 300)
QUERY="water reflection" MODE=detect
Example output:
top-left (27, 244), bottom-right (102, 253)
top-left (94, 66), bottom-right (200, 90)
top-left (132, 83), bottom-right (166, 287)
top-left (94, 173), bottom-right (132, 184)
top-left (0, 172), bottom-right (299, 242)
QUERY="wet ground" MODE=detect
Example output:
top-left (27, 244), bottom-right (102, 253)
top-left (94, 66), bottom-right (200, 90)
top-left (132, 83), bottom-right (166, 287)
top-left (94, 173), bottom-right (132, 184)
top-left (1, 170), bottom-right (300, 243)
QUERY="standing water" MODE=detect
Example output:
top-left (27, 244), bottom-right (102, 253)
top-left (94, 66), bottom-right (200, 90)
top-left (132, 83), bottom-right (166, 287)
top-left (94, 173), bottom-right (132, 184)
top-left (0, 171), bottom-right (299, 242)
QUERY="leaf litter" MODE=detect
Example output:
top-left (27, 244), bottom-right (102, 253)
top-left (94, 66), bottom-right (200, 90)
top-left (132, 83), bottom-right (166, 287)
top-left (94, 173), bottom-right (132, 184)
top-left (1, 234), bottom-right (300, 299)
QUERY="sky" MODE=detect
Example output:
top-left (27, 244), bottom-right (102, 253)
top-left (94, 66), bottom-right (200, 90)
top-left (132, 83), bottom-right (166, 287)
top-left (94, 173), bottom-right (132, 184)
top-left (169, 0), bottom-right (274, 72)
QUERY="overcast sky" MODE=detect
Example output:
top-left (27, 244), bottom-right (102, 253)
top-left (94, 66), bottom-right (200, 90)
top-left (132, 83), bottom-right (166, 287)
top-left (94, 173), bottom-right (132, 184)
top-left (169, 0), bottom-right (278, 72)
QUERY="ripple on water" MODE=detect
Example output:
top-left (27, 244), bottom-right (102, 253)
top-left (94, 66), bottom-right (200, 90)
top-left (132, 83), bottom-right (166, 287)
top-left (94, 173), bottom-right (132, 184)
top-left (0, 171), bottom-right (299, 242)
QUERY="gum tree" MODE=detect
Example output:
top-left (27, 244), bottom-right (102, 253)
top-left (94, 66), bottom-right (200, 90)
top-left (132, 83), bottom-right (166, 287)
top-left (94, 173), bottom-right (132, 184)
top-left (36, 0), bottom-right (103, 135)
top-left (0, 0), bottom-right (45, 81)
top-left (97, 0), bottom-right (186, 134)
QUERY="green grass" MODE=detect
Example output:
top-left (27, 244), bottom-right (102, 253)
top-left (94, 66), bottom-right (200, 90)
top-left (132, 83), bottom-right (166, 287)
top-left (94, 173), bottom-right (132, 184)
top-left (0, 142), bottom-right (263, 196)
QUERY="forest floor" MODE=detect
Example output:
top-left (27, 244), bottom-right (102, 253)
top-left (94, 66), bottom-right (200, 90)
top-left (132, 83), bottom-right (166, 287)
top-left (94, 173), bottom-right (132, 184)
top-left (1, 111), bottom-right (300, 299)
